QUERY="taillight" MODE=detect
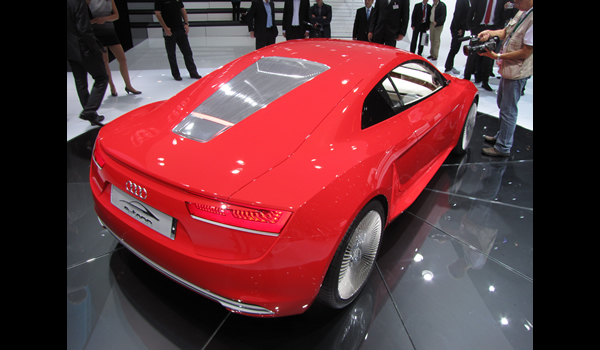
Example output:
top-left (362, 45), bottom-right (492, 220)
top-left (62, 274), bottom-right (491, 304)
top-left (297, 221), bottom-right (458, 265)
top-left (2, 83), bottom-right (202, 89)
top-left (186, 197), bottom-right (292, 235)
top-left (93, 140), bottom-right (106, 169)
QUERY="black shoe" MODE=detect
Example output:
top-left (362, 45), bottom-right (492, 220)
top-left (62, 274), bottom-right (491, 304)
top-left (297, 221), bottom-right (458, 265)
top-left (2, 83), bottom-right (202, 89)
top-left (190, 73), bottom-right (202, 79)
top-left (174, 76), bottom-right (183, 81)
top-left (80, 113), bottom-right (105, 126)
top-left (125, 87), bottom-right (142, 95)
top-left (481, 82), bottom-right (494, 92)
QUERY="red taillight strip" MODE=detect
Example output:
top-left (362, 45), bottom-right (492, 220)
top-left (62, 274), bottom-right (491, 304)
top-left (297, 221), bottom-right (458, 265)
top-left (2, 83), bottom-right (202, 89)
top-left (186, 198), bottom-right (292, 236)
top-left (93, 140), bottom-right (106, 169)
top-left (189, 214), bottom-right (281, 237)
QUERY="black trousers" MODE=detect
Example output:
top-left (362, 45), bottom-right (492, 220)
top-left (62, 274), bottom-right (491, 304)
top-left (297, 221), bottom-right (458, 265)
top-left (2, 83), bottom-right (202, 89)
top-left (372, 28), bottom-right (399, 48)
top-left (231, 2), bottom-right (242, 21)
top-left (410, 24), bottom-right (428, 55)
top-left (464, 25), bottom-right (495, 83)
top-left (286, 26), bottom-right (305, 40)
top-left (445, 29), bottom-right (465, 72)
top-left (164, 28), bottom-right (199, 79)
top-left (255, 27), bottom-right (277, 50)
top-left (68, 52), bottom-right (108, 117)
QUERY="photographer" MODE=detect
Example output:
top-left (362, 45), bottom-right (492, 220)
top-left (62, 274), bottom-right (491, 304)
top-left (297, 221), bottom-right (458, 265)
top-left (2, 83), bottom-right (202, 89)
top-left (478, 0), bottom-right (533, 157)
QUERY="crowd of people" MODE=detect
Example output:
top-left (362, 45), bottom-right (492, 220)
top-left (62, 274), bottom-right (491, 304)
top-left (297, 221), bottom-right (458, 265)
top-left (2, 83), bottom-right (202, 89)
top-left (68, 0), bottom-right (532, 157)
top-left (266, 0), bottom-right (527, 86)
top-left (246, 0), bottom-right (533, 158)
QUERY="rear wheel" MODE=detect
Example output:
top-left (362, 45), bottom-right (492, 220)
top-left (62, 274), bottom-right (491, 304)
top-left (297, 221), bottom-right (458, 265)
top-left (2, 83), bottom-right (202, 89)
top-left (453, 101), bottom-right (478, 155)
top-left (318, 201), bottom-right (384, 309)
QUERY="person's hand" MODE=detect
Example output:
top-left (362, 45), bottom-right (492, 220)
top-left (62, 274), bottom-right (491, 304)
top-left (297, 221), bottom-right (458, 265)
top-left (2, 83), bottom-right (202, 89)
top-left (184, 24), bottom-right (190, 35)
top-left (164, 27), bottom-right (173, 36)
top-left (368, 32), bottom-right (373, 41)
top-left (91, 17), bottom-right (107, 25)
top-left (478, 48), bottom-right (498, 60)
top-left (478, 30), bottom-right (491, 42)
top-left (250, 31), bottom-right (255, 38)
top-left (397, 34), bottom-right (405, 41)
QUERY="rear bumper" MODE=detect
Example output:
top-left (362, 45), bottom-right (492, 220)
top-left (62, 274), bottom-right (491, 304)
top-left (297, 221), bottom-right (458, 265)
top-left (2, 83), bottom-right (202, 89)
top-left (99, 218), bottom-right (275, 316)
top-left (91, 180), bottom-right (327, 317)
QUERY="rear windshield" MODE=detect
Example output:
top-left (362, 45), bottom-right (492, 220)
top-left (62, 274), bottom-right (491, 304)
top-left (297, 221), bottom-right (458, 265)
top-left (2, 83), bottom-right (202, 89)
top-left (173, 57), bottom-right (330, 143)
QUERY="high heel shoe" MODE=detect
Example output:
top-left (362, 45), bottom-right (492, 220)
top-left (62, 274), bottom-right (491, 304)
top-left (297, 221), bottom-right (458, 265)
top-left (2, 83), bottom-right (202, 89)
top-left (125, 87), bottom-right (142, 95)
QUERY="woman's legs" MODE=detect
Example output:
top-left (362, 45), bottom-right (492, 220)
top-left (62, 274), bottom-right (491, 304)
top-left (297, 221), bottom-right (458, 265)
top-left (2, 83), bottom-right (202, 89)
top-left (108, 44), bottom-right (140, 94)
top-left (101, 48), bottom-right (117, 96)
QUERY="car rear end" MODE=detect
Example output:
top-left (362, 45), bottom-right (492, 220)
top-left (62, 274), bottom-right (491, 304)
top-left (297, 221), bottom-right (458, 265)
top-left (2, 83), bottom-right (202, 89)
top-left (92, 135), bottom-right (331, 316)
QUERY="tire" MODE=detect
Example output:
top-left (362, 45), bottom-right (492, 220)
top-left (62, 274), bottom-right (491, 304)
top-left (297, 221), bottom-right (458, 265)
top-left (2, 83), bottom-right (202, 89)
top-left (318, 201), bottom-right (385, 309)
top-left (453, 101), bottom-right (479, 155)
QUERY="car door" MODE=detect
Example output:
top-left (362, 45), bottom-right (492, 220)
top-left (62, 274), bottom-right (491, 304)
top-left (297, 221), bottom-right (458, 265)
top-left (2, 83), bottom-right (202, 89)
top-left (388, 60), bottom-right (455, 163)
top-left (360, 60), bottom-right (454, 219)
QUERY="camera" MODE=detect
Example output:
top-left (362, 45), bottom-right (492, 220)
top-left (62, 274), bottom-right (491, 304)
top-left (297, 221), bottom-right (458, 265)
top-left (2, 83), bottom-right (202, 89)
top-left (461, 35), bottom-right (500, 56)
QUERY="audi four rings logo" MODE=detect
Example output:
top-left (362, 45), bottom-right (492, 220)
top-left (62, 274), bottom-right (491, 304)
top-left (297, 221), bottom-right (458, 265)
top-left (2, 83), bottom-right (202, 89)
top-left (126, 181), bottom-right (148, 200)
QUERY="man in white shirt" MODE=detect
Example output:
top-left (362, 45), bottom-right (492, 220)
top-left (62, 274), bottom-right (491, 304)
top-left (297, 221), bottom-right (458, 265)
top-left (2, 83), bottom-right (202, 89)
top-left (283, 0), bottom-right (311, 40)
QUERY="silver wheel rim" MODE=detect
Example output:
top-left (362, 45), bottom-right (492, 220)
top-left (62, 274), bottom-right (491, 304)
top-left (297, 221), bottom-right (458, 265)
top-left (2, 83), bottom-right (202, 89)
top-left (463, 104), bottom-right (478, 150)
top-left (338, 210), bottom-right (382, 300)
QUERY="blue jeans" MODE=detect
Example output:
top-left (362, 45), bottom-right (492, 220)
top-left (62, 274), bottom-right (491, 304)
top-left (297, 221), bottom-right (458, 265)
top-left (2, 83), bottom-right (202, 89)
top-left (494, 77), bottom-right (529, 154)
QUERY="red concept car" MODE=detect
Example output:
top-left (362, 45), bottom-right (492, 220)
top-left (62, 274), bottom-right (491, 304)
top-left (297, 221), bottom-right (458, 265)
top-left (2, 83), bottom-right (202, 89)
top-left (91, 39), bottom-right (479, 317)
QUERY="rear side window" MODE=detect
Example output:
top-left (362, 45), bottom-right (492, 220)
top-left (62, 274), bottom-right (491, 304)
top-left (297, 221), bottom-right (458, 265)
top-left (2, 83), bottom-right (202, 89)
top-left (362, 76), bottom-right (399, 130)
top-left (362, 60), bottom-right (446, 129)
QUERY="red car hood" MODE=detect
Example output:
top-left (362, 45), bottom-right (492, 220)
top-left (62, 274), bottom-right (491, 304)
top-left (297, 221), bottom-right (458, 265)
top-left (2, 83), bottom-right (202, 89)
top-left (99, 69), bottom-right (361, 201)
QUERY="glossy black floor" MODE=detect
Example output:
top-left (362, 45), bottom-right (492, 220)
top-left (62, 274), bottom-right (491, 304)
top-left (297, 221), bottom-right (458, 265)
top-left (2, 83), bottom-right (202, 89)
top-left (67, 113), bottom-right (533, 350)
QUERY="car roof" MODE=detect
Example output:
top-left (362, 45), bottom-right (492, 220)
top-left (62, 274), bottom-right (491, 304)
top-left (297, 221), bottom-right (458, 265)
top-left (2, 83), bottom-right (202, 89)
top-left (256, 39), bottom-right (409, 75)
top-left (172, 40), bottom-right (414, 143)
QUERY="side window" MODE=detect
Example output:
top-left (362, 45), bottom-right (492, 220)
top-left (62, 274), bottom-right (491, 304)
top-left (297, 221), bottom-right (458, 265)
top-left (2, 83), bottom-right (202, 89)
top-left (362, 60), bottom-right (446, 130)
top-left (362, 76), bottom-right (399, 130)
top-left (389, 61), bottom-right (445, 106)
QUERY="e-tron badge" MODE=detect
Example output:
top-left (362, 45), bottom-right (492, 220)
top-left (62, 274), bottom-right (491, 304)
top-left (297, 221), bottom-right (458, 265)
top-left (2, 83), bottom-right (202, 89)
top-left (126, 181), bottom-right (148, 200)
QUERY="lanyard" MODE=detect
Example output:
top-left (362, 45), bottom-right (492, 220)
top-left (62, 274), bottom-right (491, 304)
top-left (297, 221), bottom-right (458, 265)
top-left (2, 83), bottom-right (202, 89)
top-left (512, 8), bottom-right (533, 34)
top-left (503, 8), bottom-right (533, 51)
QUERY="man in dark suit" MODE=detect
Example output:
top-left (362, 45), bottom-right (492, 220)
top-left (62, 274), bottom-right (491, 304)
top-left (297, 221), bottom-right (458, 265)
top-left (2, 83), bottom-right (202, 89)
top-left (283, 0), bottom-right (311, 40)
top-left (67, 0), bottom-right (108, 126)
top-left (444, 0), bottom-right (471, 74)
top-left (410, 0), bottom-right (431, 55)
top-left (368, 0), bottom-right (410, 47)
top-left (464, 0), bottom-right (507, 91)
top-left (309, 0), bottom-right (332, 38)
top-left (248, 0), bottom-right (279, 49)
top-left (353, 0), bottom-right (375, 42)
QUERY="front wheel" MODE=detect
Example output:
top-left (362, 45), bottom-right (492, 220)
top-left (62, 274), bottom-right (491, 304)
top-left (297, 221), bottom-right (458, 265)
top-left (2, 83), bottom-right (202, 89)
top-left (453, 101), bottom-right (478, 155)
top-left (318, 201), bottom-right (385, 309)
